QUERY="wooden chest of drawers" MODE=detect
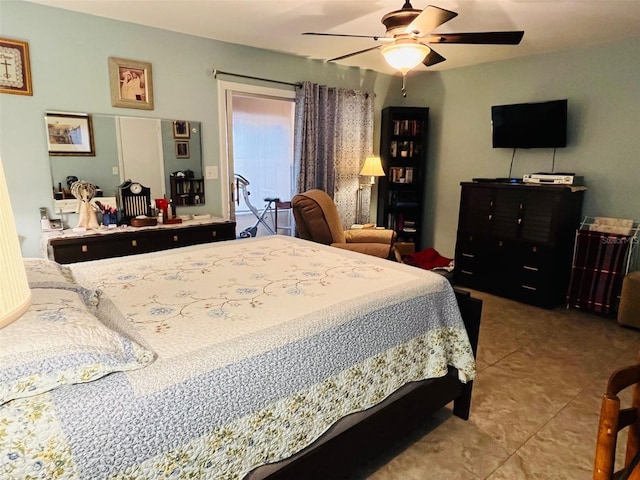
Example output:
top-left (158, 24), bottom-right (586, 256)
top-left (47, 221), bottom-right (236, 264)
top-left (453, 182), bottom-right (584, 308)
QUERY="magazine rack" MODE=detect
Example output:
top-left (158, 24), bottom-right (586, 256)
top-left (566, 217), bottom-right (639, 315)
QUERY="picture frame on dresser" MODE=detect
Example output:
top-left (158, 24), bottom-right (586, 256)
top-left (108, 57), bottom-right (154, 110)
top-left (0, 37), bottom-right (33, 96)
top-left (44, 112), bottom-right (95, 156)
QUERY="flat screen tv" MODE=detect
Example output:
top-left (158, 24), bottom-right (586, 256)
top-left (491, 99), bottom-right (567, 148)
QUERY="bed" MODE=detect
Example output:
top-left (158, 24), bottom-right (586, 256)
top-left (0, 235), bottom-right (480, 479)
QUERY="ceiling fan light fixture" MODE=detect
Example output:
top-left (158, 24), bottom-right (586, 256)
top-left (381, 39), bottom-right (430, 73)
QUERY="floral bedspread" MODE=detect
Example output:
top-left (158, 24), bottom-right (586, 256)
top-left (1, 236), bottom-right (475, 479)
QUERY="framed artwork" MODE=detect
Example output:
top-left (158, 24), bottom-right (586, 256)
top-left (108, 57), bottom-right (154, 110)
top-left (45, 112), bottom-right (95, 156)
top-left (175, 141), bottom-right (190, 158)
top-left (173, 120), bottom-right (190, 138)
top-left (0, 37), bottom-right (33, 96)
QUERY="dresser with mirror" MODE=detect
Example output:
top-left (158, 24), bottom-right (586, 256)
top-left (44, 113), bottom-right (235, 262)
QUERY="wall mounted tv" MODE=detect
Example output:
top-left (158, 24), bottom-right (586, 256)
top-left (491, 99), bottom-right (568, 148)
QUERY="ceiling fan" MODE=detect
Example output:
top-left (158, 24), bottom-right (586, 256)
top-left (303, 1), bottom-right (524, 94)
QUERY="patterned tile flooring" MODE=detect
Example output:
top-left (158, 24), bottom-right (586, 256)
top-left (353, 289), bottom-right (640, 479)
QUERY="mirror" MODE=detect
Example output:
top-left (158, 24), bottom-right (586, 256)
top-left (49, 114), bottom-right (203, 210)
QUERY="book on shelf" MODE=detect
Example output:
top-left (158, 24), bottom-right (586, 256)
top-left (403, 220), bottom-right (416, 233)
top-left (405, 167), bottom-right (413, 183)
top-left (389, 167), bottom-right (415, 184)
top-left (392, 119), bottom-right (423, 136)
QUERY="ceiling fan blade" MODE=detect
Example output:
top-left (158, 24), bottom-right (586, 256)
top-left (302, 32), bottom-right (383, 40)
top-left (423, 48), bottom-right (446, 67)
top-left (406, 5), bottom-right (458, 37)
top-left (327, 45), bottom-right (381, 62)
top-left (427, 31), bottom-right (525, 45)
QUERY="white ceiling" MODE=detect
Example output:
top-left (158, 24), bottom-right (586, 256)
top-left (26, 0), bottom-right (640, 74)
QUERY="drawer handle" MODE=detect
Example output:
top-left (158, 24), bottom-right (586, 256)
top-left (522, 285), bottom-right (537, 291)
top-left (173, 235), bottom-right (179, 242)
top-left (488, 214), bottom-right (492, 220)
top-left (81, 245), bottom-right (88, 253)
top-left (211, 231), bottom-right (217, 237)
top-left (132, 240), bottom-right (138, 247)
top-left (462, 253), bottom-right (474, 258)
top-left (461, 270), bottom-right (474, 275)
top-left (523, 266), bottom-right (539, 271)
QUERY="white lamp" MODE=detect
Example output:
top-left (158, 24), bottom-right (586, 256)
top-left (359, 156), bottom-right (385, 184)
top-left (381, 39), bottom-right (431, 74)
top-left (357, 156), bottom-right (386, 224)
top-left (0, 157), bottom-right (31, 329)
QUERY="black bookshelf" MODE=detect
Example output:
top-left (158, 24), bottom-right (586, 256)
top-left (377, 106), bottom-right (429, 251)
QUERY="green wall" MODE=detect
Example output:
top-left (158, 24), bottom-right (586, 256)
top-left (2, 0), bottom-right (639, 271)
top-left (394, 39), bottom-right (640, 270)
top-left (0, 0), bottom-right (396, 257)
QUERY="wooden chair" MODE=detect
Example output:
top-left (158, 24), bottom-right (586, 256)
top-left (594, 354), bottom-right (640, 480)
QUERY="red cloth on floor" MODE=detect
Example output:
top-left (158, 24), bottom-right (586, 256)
top-left (404, 248), bottom-right (453, 270)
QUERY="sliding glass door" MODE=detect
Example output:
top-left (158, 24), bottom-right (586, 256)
top-left (218, 81), bottom-right (295, 236)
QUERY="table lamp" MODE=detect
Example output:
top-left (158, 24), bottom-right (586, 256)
top-left (0, 157), bottom-right (31, 329)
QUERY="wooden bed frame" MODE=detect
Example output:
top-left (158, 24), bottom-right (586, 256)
top-left (259, 287), bottom-right (483, 479)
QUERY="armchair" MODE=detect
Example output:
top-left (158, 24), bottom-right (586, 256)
top-left (291, 189), bottom-right (396, 259)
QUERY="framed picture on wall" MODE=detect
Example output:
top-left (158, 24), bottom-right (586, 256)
top-left (173, 121), bottom-right (190, 138)
top-left (44, 112), bottom-right (95, 156)
top-left (108, 57), bottom-right (154, 110)
top-left (175, 141), bottom-right (190, 158)
top-left (0, 37), bottom-right (33, 96)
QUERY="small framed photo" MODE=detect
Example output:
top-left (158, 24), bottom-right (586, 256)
top-left (45, 112), bottom-right (95, 156)
top-left (108, 57), bottom-right (154, 110)
top-left (173, 120), bottom-right (190, 138)
top-left (175, 141), bottom-right (190, 158)
top-left (0, 37), bottom-right (33, 96)
top-left (48, 219), bottom-right (63, 230)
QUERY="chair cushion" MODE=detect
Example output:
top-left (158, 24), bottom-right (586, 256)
top-left (344, 229), bottom-right (395, 244)
top-left (331, 242), bottom-right (392, 258)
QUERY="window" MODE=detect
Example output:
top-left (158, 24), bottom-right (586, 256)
top-left (231, 93), bottom-right (295, 213)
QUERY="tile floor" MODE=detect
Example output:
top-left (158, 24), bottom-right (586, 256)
top-left (356, 289), bottom-right (640, 479)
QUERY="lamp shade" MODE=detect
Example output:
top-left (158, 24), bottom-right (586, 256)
top-left (381, 39), bottom-right (431, 74)
top-left (0, 157), bottom-right (31, 329)
top-left (359, 156), bottom-right (385, 177)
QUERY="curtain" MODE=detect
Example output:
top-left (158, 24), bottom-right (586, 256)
top-left (294, 81), bottom-right (374, 227)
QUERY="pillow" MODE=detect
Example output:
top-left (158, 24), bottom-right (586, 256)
top-left (23, 257), bottom-right (75, 285)
top-left (0, 288), bottom-right (155, 405)
top-left (23, 258), bottom-right (100, 306)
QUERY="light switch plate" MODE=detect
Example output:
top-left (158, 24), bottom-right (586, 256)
top-left (205, 166), bottom-right (218, 180)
